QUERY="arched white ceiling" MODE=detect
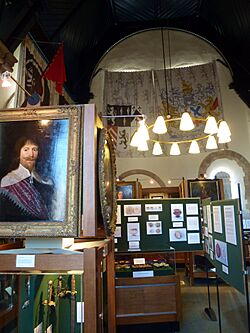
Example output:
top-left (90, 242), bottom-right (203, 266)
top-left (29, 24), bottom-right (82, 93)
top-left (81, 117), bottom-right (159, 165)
top-left (97, 28), bottom-right (227, 72)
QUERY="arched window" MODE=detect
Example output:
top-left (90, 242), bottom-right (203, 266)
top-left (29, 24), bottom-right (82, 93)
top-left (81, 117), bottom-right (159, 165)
top-left (215, 171), bottom-right (232, 199)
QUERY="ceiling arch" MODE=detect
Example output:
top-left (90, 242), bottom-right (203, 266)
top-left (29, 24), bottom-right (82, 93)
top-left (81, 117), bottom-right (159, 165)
top-left (118, 169), bottom-right (166, 187)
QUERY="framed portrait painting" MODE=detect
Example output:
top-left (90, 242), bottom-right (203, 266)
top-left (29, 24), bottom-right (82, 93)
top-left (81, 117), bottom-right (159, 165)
top-left (0, 105), bottom-right (82, 237)
top-left (187, 179), bottom-right (223, 201)
top-left (116, 181), bottom-right (142, 199)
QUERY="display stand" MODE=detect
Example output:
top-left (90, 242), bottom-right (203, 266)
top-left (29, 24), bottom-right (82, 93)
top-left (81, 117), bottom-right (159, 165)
top-left (238, 184), bottom-right (250, 333)
top-left (216, 276), bottom-right (222, 333)
top-left (204, 260), bottom-right (217, 321)
top-left (0, 238), bottom-right (116, 333)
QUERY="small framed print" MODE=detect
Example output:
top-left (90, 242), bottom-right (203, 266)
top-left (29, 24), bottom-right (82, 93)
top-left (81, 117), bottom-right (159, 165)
top-left (127, 222), bottom-right (140, 241)
top-left (169, 228), bottom-right (187, 242)
top-left (124, 204), bottom-right (142, 216)
top-left (171, 204), bottom-right (184, 222)
top-left (146, 221), bottom-right (162, 235)
top-left (145, 203), bottom-right (162, 212)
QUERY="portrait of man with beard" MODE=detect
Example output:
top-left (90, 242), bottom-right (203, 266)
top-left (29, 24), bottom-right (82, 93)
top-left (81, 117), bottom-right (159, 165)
top-left (0, 135), bottom-right (53, 221)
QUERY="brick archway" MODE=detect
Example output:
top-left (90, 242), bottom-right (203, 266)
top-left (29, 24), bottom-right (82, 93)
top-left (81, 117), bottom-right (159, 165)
top-left (118, 169), bottom-right (166, 187)
top-left (199, 150), bottom-right (250, 209)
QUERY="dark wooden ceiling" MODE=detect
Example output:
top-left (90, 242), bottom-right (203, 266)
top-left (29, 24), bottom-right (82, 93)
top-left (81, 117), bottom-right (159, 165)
top-left (1, 0), bottom-right (250, 106)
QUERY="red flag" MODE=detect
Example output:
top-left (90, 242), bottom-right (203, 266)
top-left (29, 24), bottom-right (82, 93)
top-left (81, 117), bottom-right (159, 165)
top-left (43, 43), bottom-right (66, 95)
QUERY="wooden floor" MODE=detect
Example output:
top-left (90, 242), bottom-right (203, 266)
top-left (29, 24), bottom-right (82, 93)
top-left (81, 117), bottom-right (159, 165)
top-left (117, 268), bottom-right (249, 333)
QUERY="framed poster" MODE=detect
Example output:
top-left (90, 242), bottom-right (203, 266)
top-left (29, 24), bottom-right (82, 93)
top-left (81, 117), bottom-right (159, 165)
top-left (98, 128), bottom-right (117, 236)
top-left (188, 179), bottom-right (223, 201)
top-left (0, 106), bottom-right (82, 237)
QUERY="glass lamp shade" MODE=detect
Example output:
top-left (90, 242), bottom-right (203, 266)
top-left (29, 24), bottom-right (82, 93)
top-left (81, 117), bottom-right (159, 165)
top-left (1, 71), bottom-right (11, 88)
top-left (189, 140), bottom-right (200, 154)
top-left (152, 116), bottom-right (167, 134)
top-left (1, 71), bottom-right (12, 88)
top-left (218, 135), bottom-right (231, 144)
top-left (1, 78), bottom-right (12, 87)
top-left (170, 142), bottom-right (180, 155)
top-left (206, 135), bottom-right (218, 149)
top-left (137, 139), bottom-right (149, 151)
top-left (179, 112), bottom-right (195, 131)
top-left (204, 116), bottom-right (218, 134)
top-left (217, 120), bottom-right (231, 138)
top-left (130, 131), bottom-right (140, 147)
top-left (152, 142), bottom-right (163, 155)
top-left (138, 119), bottom-right (150, 140)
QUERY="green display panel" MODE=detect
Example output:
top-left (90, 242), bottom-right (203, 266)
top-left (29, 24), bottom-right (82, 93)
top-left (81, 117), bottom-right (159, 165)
top-left (18, 274), bottom-right (83, 333)
top-left (115, 198), bottom-right (203, 252)
top-left (203, 199), bottom-right (245, 294)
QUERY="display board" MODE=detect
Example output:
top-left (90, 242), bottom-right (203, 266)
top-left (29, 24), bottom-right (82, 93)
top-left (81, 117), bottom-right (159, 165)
top-left (203, 199), bottom-right (245, 294)
top-left (115, 198), bottom-right (203, 252)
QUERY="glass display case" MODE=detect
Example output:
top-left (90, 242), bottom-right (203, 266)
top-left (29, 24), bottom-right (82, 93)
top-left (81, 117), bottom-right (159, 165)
top-left (0, 239), bottom-right (115, 333)
top-left (20, 273), bottom-right (83, 333)
top-left (115, 248), bottom-right (176, 278)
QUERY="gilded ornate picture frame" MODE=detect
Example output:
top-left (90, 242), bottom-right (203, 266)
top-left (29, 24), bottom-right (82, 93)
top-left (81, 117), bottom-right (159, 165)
top-left (0, 106), bottom-right (82, 237)
top-left (98, 128), bottom-right (117, 236)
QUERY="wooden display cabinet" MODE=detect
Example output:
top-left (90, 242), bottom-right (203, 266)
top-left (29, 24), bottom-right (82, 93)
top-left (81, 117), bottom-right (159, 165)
top-left (114, 251), bottom-right (181, 328)
top-left (0, 239), bottom-right (116, 333)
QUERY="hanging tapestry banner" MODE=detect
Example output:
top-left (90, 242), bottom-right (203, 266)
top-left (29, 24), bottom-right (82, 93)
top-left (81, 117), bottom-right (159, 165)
top-left (103, 62), bottom-right (223, 158)
top-left (16, 36), bottom-right (73, 107)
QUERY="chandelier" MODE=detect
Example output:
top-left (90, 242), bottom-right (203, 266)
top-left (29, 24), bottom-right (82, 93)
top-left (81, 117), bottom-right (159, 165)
top-left (130, 28), bottom-right (231, 156)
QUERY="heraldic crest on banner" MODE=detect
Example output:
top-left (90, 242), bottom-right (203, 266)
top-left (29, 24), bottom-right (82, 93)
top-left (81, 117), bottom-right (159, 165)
top-left (103, 62), bottom-right (223, 158)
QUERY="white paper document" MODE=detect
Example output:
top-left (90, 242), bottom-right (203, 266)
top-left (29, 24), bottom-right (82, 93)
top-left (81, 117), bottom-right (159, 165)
top-left (16, 255), bottom-right (35, 268)
top-left (207, 205), bottom-right (213, 233)
top-left (212, 205), bottom-right (222, 233)
top-left (127, 216), bottom-right (139, 222)
top-left (222, 265), bottom-right (229, 274)
top-left (224, 205), bottom-right (237, 245)
top-left (186, 203), bottom-right (199, 215)
top-left (127, 223), bottom-right (140, 241)
top-left (186, 216), bottom-right (199, 230)
top-left (128, 241), bottom-right (140, 249)
top-left (148, 214), bottom-right (159, 221)
top-left (77, 302), bottom-right (84, 323)
top-left (145, 203), bottom-right (163, 212)
top-left (116, 205), bottom-right (121, 224)
top-left (173, 222), bottom-right (183, 228)
top-left (187, 233), bottom-right (200, 244)
top-left (114, 226), bottom-right (121, 238)
top-left (133, 258), bottom-right (145, 265)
